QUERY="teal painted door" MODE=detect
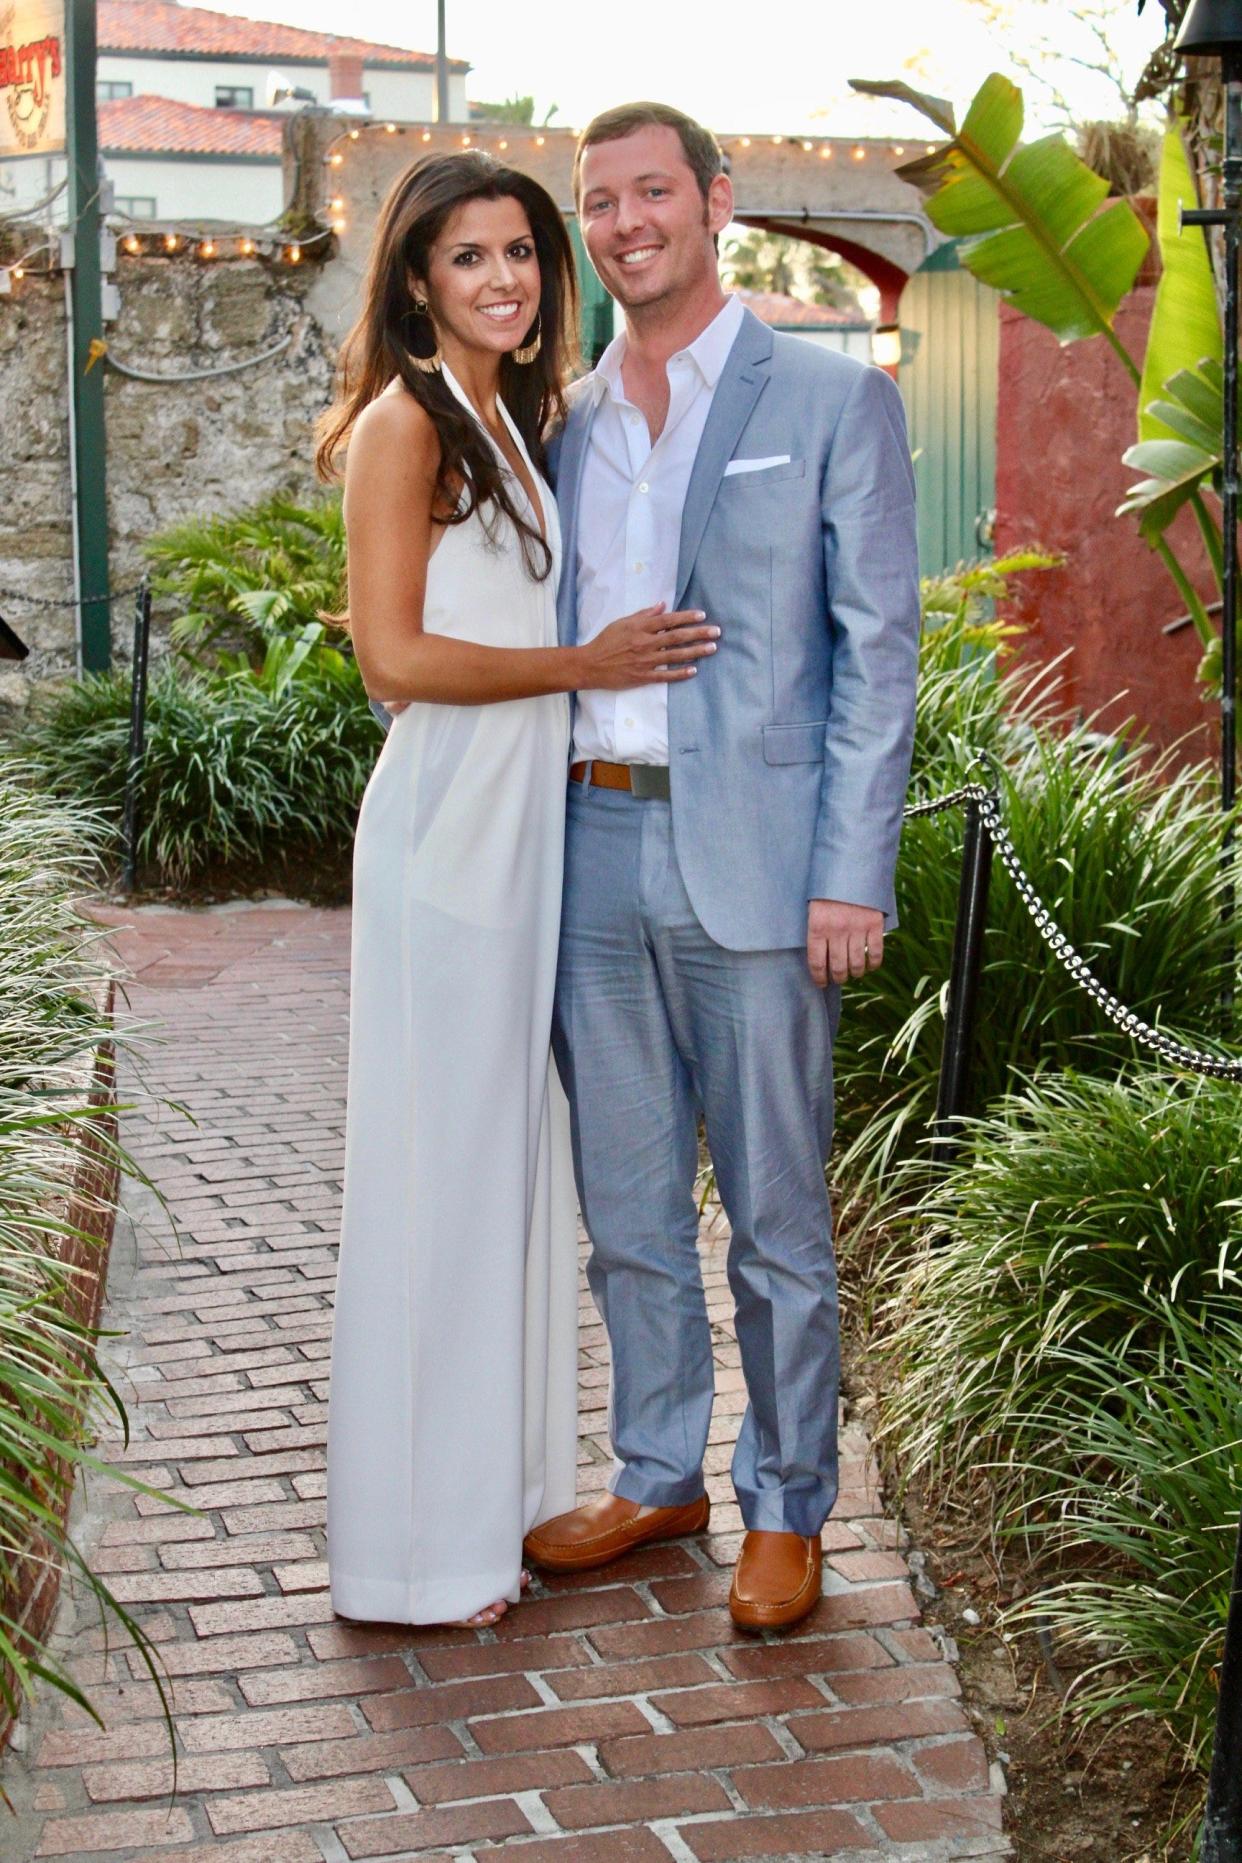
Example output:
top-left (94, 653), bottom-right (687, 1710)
top-left (567, 215), bottom-right (614, 367)
top-left (898, 244), bottom-right (999, 576)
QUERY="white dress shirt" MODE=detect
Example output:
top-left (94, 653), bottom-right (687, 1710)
top-left (573, 294), bottom-right (744, 765)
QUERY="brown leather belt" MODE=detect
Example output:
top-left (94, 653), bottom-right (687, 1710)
top-left (569, 759), bottom-right (671, 800)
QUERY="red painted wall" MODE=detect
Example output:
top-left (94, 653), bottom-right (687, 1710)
top-left (994, 291), bottom-right (1215, 760)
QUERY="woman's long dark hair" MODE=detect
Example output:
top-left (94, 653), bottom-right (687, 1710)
top-left (315, 151), bottom-right (580, 580)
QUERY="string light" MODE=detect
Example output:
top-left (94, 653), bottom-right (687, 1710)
top-left (801, 139), bottom-right (813, 151)
top-left (199, 238), bottom-right (216, 257)
top-left (287, 243), bottom-right (302, 263)
top-left (819, 145), bottom-right (832, 158)
top-left (421, 129), bottom-right (431, 142)
top-left (771, 134), bottom-right (783, 145)
top-left (240, 237), bottom-right (255, 256)
top-left (329, 197), bottom-right (344, 212)
top-left (164, 232), bottom-right (179, 251)
top-left (123, 233), bottom-right (141, 253)
top-left (461, 132), bottom-right (471, 145)
top-left (332, 218), bottom-right (346, 234)
top-left (12, 265), bottom-right (24, 280)
top-left (535, 134), bottom-right (545, 146)
top-left (498, 137), bottom-right (508, 149)
top-left (329, 151), bottom-right (343, 166)
top-left (852, 146), bottom-right (866, 161)
top-left (385, 122), bottom-right (397, 133)
top-left (894, 144), bottom-right (905, 156)
top-left (740, 135), bottom-right (751, 147)
top-left (349, 128), bottom-right (360, 140)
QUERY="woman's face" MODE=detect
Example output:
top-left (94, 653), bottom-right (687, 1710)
top-left (413, 194), bottom-right (541, 363)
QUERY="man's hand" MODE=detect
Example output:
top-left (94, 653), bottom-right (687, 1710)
top-left (807, 899), bottom-right (884, 988)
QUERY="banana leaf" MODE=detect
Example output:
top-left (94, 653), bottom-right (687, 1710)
top-left (1121, 358), bottom-right (1223, 539)
top-left (1138, 119), bottom-right (1222, 446)
top-left (851, 73), bottom-right (1150, 367)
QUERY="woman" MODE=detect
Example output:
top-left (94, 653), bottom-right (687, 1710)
top-left (317, 151), bottom-right (717, 1629)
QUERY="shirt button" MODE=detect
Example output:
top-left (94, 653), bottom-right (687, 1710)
top-left (638, 481), bottom-right (649, 494)
top-left (624, 717), bottom-right (635, 728)
top-left (633, 561), bottom-right (644, 572)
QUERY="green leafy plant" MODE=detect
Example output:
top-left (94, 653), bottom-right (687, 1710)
top-left (146, 494), bottom-right (346, 659)
top-left (0, 769), bottom-right (174, 1730)
top-left (834, 611), bottom-right (1236, 1195)
top-left (1005, 1305), bottom-right (1241, 1775)
top-left (874, 1069), bottom-right (1242, 1519)
top-left (21, 652), bottom-right (376, 887)
top-left (852, 71), bottom-right (1228, 683)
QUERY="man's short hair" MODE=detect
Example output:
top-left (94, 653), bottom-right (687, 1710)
top-left (573, 102), bottom-right (724, 204)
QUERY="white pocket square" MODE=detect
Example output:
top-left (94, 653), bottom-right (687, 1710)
top-left (723, 454), bottom-right (791, 476)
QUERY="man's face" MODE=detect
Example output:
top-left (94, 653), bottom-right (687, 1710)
top-left (578, 124), bottom-right (731, 313)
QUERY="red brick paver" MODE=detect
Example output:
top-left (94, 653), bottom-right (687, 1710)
top-left (4, 902), bottom-right (1009, 1860)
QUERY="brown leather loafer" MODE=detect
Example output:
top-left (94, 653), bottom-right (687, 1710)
top-left (729, 1530), bottom-right (822, 1632)
top-left (524, 1492), bottom-right (710, 1573)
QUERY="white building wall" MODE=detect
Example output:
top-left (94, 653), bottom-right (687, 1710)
top-left (95, 54), bottom-right (456, 119)
top-left (106, 154), bottom-right (285, 223)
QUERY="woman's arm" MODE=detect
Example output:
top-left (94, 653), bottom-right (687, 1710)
top-left (343, 390), bottom-right (717, 705)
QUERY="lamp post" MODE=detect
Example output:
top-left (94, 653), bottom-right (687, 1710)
top-left (1178, 0), bottom-right (1242, 1023)
top-left (1165, 20), bottom-right (1242, 1856)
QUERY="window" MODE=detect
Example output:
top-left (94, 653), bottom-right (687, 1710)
top-left (214, 85), bottom-right (254, 109)
top-left (96, 80), bottom-right (133, 101)
top-left (113, 196), bottom-right (157, 218)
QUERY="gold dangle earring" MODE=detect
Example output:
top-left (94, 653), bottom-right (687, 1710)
top-left (513, 312), bottom-right (542, 366)
top-left (407, 296), bottom-right (443, 375)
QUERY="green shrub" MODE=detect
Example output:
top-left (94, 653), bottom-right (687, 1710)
top-left (22, 642), bottom-right (376, 887)
top-left (0, 768), bottom-right (169, 1727)
top-left (834, 673), bottom-right (1237, 1198)
top-left (874, 1068), bottom-right (1242, 1527)
top-left (1006, 1305), bottom-right (1241, 1777)
top-left (146, 493), bottom-right (346, 658)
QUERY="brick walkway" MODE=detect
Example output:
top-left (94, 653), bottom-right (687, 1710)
top-left (5, 902), bottom-right (1009, 1862)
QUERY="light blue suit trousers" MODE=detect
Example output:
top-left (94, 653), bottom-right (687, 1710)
top-left (552, 780), bottom-right (842, 1536)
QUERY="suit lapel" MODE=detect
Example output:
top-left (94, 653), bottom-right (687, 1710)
top-left (553, 386), bottom-right (600, 646)
top-left (674, 309), bottom-right (774, 606)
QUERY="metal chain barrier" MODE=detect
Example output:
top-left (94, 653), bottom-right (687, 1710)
top-left (905, 777), bottom-right (1242, 1083)
top-left (0, 582), bottom-right (147, 610)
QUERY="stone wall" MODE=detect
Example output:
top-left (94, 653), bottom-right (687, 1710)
top-left (0, 245), bottom-right (338, 707)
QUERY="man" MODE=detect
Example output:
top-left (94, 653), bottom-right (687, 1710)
top-left (522, 103), bottom-right (920, 1632)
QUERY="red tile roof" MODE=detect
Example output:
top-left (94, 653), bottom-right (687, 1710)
top-left (100, 92), bottom-right (284, 157)
top-left (735, 289), bottom-right (868, 327)
top-left (98, 0), bottom-right (468, 70)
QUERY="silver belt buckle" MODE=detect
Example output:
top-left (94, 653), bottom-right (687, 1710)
top-left (629, 764), bottom-right (671, 800)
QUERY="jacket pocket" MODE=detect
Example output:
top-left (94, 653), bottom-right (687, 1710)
top-left (721, 457), bottom-right (806, 488)
top-left (762, 721), bottom-right (826, 764)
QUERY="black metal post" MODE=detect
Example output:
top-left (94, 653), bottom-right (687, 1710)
top-left (1184, 47), bottom-right (1242, 1027)
top-left (930, 796), bottom-right (994, 1167)
top-left (1202, 1506), bottom-right (1242, 1863)
top-left (120, 577), bottom-right (150, 895)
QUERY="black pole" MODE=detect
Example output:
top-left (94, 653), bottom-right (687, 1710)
top-left (930, 795), bottom-right (993, 1167)
top-left (120, 577), bottom-right (150, 895)
top-left (435, 0), bottom-right (450, 124)
top-left (1202, 1506), bottom-right (1242, 1862)
top-left (1222, 54), bottom-right (1240, 1027)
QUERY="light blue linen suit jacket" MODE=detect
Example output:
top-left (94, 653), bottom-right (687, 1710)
top-left (551, 306), bottom-right (920, 953)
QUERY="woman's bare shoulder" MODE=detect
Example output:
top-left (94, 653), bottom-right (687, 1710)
top-left (349, 382), bottom-right (440, 478)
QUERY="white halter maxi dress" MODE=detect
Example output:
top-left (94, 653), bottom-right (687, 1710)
top-left (327, 367), bottom-right (579, 1623)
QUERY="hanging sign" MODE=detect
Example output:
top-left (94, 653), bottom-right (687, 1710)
top-left (0, 0), bottom-right (65, 160)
